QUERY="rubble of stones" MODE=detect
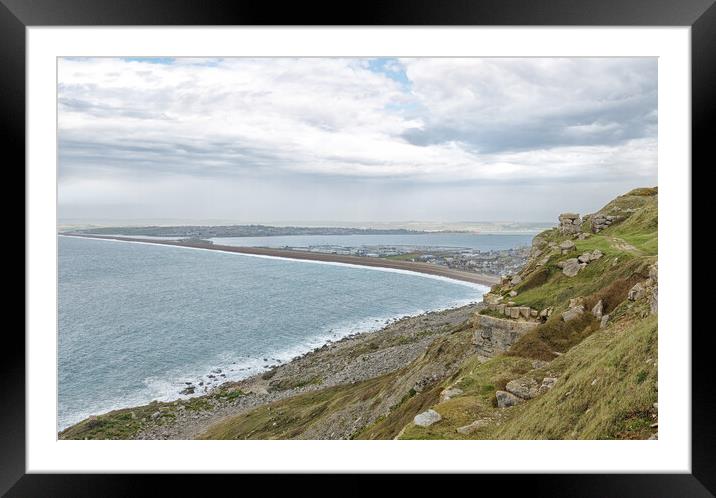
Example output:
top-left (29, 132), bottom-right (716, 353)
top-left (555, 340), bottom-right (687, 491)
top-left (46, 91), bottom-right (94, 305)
top-left (586, 213), bottom-right (623, 233)
top-left (562, 209), bottom-right (624, 234)
top-left (561, 296), bottom-right (610, 328)
top-left (482, 292), bottom-right (553, 323)
top-left (556, 247), bottom-right (603, 277)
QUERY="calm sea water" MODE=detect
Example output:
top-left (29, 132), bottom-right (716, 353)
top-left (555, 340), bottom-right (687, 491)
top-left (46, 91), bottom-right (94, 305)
top-left (211, 232), bottom-right (534, 250)
top-left (58, 236), bottom-right (488, 430)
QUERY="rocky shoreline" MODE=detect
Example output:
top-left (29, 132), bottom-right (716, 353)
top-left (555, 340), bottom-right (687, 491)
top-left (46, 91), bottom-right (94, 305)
top-left (65, 302), bottom-right (483, 440)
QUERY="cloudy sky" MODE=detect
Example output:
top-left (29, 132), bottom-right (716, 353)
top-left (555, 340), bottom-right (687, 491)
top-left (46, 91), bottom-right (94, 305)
top-left (58, 57), bottom-right (657, 224)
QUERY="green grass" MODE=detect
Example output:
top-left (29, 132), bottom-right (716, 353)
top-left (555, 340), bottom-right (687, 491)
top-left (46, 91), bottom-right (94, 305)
top-left (396, 314), bottom-right (657, 440)
top-left (200, 374), bottom-right (394, 439)
top-left (59, 401), bottom-right (178, 440)
top-left (269, 375), bottom-right (323, 391)
top-left (490, 315), bottom-right (658, 439)
top-left (60, 387), bottom-right (236, 439)
top-left (396, 355), bottom-right (533, 440)
top-left (382, 252), bottom-right (422, 261)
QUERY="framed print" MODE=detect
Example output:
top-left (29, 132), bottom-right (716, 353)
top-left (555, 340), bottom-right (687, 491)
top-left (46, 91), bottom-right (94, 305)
top-left (5, 0), bottom-right (712, 493)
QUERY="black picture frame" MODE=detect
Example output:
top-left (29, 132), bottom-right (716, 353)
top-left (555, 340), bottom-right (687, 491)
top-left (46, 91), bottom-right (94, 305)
top-left (5, 0), bottom-right (710, 493)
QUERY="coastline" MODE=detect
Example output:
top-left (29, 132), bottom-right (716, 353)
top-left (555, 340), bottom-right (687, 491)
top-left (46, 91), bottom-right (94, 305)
top-left (59, 301), bottom-right (483, 439)
top-left (60, 233), bottom-right (501, 287)
top-left (58, 234), bottom-right (491, 432)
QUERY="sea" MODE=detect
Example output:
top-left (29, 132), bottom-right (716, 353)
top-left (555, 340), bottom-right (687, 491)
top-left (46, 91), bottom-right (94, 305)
top-left (58, 235), bottom-right (523, 430)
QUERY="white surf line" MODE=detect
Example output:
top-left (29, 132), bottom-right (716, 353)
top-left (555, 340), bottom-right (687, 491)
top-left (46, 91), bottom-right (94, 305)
top-left (60, 234), bottom-right (491, 293)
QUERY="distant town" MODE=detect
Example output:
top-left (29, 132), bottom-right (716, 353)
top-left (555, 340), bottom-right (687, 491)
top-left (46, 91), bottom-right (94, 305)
top-left (276, 244), bottom-right (531, 277)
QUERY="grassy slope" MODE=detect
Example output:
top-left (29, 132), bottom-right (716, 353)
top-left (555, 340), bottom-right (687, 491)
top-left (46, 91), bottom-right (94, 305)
top-left (393, 187), bottom-right (658, 439)
top-left (397, 313), bottom-right (656, 440)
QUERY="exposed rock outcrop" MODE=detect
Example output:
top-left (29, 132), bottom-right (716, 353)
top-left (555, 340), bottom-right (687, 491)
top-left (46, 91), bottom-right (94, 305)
top-left (559, 213), bottom-right (581, 234)
top-left (539, 377), bottom-right (558, 394)
top-left (495, 390), bottom-right (522, 408)
top-left (562, 304), bottom-right (585, 322)
top-left (506, 377), bottom-right (539, 400)
top-left (559, 240), bottom-right (576, 254)
top-left (589, 214), bottom-right (622, 233)
top-left (560, 258), bottom-right (582, 277)
top-left (472, 314), bottom-right (537, 357)
top-left (628, 282), bottom-right (645, 301)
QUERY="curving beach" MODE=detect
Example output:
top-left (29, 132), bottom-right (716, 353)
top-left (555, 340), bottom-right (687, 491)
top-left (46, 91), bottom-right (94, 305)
top-left (61, 234), bottom-right (501, 287)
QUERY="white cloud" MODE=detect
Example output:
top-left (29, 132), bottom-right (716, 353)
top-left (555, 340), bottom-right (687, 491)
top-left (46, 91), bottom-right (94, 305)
top-left (58, 57), bottom-right (657, 221)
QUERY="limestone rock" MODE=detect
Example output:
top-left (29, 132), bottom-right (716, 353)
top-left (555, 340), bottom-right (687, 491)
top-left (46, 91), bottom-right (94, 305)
top-left (650, 286), bottom-right (658, 315)
top-left (539, 377), bottom-right (558, 394)
top-left (590, 249), bottom-right (603, 260)
top-left (600, 314), bottom-right (610, 329)
top-left (532, 359), bottom-right (549, 369)
top-left (456, 419), bottom-right (488, 435)
top-left (562, 305), bottom-right (585, 322)
top-left (578, 252), bottom-right (592, 264)
top-left (440, 388), bottom-right (464, 402)
top-left (496, 390), bottom-right (522, 408)
top-left (559, 213), bottom-right (582, 234)
top-left (649, 262), bottom-right (658, 283)
top-left (561, 258), bottom-right (581, 277)
top-left (559, 240), bottom-right (576, 254)
top-left (483, 293), bottom-right (502, 305)
top-left (592, 299), bottom-right (603, 319)
top-left (519, 306), bottom-right (531, 319)
top-left (569, 297), bottom-right (584, 308)
top-left (414, 409), bottom-right (442, 427)
top-left (649, 262), bottom-right (658, 314)
top-left (509, 290), bottom-right (518, 297)
top-left (510, 275), bottom-right (523, 286)
top-left (472, 314), bottom-right (537, 357)
top-left (628, 282), bottom-right (646, 301)
top-left (506, 377), bottom-right (539, 399)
